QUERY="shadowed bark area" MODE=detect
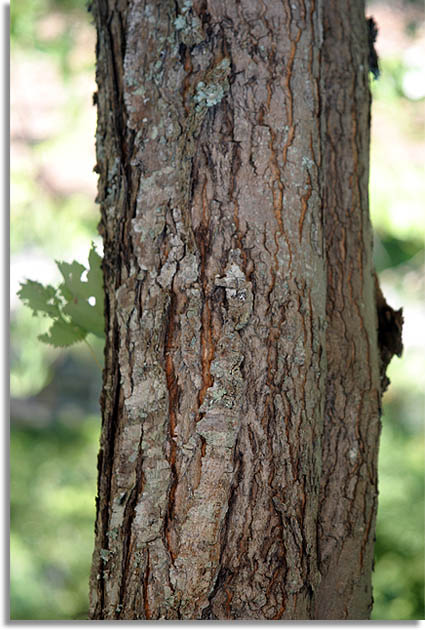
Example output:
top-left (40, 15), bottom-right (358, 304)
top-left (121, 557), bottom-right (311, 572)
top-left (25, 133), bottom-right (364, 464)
top-left (314, 4), bottom-right (381, 619)
top-left (89, 0), bottom-right (401, 620)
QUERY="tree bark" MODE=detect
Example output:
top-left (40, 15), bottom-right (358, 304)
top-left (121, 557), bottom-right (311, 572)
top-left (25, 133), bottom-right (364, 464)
top-left (89, 0), bottom-right (402, 620)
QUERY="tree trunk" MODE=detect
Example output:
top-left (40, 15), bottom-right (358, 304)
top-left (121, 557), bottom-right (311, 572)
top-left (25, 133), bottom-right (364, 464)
top-left (89, 0), bottom-right (402, 620)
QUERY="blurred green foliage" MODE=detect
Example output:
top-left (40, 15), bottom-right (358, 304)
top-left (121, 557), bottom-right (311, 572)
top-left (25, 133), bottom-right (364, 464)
top-left (11, 0), bottom-right (102, 620)
top-left (372, 409), bottom-right (424, 619)
top-left (10, 0), bottom-right (424, 621)
top-left (11, 174), bottom-right (97, 258)
top-left (11, 0), bottom-right (89, 76)
top-left (367, 15), bottom-right (425, 619)
top-left (10, 416), bottom-right (99, 620)
top-left (18, 243), bottom-right (105, 348)
top-left (11, 0), bottom-right (99, 398)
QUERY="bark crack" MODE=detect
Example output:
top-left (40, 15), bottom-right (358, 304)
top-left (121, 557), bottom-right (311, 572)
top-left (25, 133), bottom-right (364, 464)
top-left (164, 291), bottom-right (179, 562)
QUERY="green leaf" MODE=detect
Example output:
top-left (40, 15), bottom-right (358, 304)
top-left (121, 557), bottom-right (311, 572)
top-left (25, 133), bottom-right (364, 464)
top-left (63, 299), bottom-right (104, 338)
top-left (87, 244), bottom-right (104, 312)
top-left (38, 319), bottom-right (87, 348)
top-left (57, 260), bottom-right (90, 300)
top-left (17, 280), bottom-right (62, 319)
top-left (58, 244), bottom-right (104, 338)
top-left (17, 243), bottom-right (105, 350)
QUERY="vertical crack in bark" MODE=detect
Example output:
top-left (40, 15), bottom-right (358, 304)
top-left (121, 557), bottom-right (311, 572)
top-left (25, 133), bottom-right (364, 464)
top-left (268, 128), bottom-right (284, 236)
top-left (164, 290), bottom-right (179, 561)
top-left (198, 297), bottom-right (214, 411)
top-left (229, 140), bottom-right (247, 270)
top-left (90, 0), bottom-right (132, 612)
top-left (95, 355), bottom-right (123, 617)
top-left (202, 448), bottom-right (243, 618)
top-left (116, 430), bottom-right (145, 617)
top-left (281, 31), bottom-right (300, 166)
top-left (143, 549), bottom-right (151, 620)
top-left (182, 45), bottom-right (193, 116)
top-left (196, 178), bottom-right (214, 415)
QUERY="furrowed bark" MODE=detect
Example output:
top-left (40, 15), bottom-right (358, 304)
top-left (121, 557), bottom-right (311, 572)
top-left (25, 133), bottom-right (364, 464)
top-left (314, 4), bottom-right (381, 619)
top-left (89, 0), bottom-right (400, 620)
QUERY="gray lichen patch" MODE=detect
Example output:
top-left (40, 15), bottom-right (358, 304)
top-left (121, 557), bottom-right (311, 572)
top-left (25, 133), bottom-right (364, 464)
top-left (100, 548), bottom-right (113, 564)
top-left (192, 58), bottom-right (231, 111)
top-left (194, 81), bottom-right (226, 109)
top-left (215, 262), bottom-right (253, 330)
top-left (173, 0), bottom-right (204, 46)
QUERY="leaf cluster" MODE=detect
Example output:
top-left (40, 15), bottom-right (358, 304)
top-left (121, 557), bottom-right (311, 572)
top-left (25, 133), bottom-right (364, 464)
top-left (18, 244), bottom-right (105, 348)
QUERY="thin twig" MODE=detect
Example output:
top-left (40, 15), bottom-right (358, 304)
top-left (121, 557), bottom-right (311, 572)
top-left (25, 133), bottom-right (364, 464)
top-left (84, 338), bottom-right (103, 371)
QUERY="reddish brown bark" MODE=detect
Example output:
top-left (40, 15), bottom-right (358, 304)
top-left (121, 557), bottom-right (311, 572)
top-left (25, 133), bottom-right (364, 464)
top-left (89, 0), bottom-right (401, 620)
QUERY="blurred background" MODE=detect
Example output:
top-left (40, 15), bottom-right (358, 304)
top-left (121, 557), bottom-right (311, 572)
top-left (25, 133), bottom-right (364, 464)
top-left (10, 0), bottom-right (424, 620)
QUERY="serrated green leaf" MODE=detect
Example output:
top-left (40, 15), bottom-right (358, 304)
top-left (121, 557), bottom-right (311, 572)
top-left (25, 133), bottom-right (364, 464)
top-left (59, 283), bottom-right (74, 303)
top-left (56, 244), bottom-right (105, 338)
top-left (38, 319), bottom-right (87, 348)
top-left (17, 280), bottom-right (62, 319)
top-left (18, 244), bottom-right (105, 349)
top-left (87, 243), bottom-right (104, 311)
top-left (57, 260), bottom-right (91, 300)
top-left (63, 299), bottom-right (104, 338)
